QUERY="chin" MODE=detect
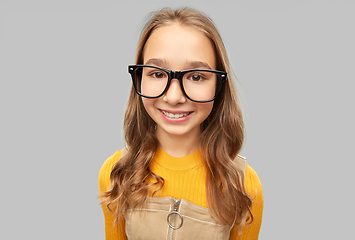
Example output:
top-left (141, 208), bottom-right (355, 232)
top-left (159, 125), bottom-right (199, 138)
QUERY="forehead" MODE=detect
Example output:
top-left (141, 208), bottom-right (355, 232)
top-left (142, 24), bottom-right (216, 70)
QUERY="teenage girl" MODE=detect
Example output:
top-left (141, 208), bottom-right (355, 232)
top-left (99, 7), bottom-right (263, 240)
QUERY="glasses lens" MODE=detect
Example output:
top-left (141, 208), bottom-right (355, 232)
top-left (183, 70), bottom-right (221, 102)
top-left (134, 66), bottom-right (168, 97)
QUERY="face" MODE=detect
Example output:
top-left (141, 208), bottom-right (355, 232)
top-left (141, 23), bottom-right (216, 141)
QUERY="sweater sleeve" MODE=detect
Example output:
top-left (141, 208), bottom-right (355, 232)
top-left (230, 164), bottom-right (264, 240)
top-left (98, 149), bottom-right (128, 240)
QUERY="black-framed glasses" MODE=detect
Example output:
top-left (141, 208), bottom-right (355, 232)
top-left (128, 65), bottom-right (227, 103)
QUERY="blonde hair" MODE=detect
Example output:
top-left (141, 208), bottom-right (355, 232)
top-left (100, 7), bottom-right (253, 231)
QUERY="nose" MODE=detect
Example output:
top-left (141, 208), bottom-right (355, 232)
top-left (162, 79), bottom-right (186, 105)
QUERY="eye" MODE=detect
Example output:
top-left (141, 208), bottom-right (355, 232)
top-left (187, 73), bottom-right (205, 82)
top-left (150, 71), bottom-right (167, 79)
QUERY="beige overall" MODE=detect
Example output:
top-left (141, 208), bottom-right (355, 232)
top-left (122, 148), bottom-right (247, 240)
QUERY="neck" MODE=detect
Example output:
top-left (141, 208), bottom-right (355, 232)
top-left (155, 127), bottom-right (200, 157)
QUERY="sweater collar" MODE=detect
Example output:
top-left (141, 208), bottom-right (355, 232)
top-left (152, 146), bottom-right (204, 170)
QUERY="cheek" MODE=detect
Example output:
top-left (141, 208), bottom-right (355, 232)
top-left (198, 102), bottom-right (214, 120)
top-left (142, 98), bottom-right (157, 117)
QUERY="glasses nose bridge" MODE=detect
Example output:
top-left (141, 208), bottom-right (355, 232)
top-left (164, 70), bottom-right (185, 97)
top-left (170, 70), bottom-right (183, 82)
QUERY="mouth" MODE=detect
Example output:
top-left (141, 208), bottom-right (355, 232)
top-left (161, 110), bottom-right (192, 119)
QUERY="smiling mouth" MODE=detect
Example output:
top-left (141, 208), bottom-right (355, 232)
top-left (161, 110), bottom-right (191, 119)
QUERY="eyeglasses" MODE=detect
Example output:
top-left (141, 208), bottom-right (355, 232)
top-left (128, 65), bottom-right (227, 103)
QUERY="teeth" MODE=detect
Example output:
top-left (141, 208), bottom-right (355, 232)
top-left (162, 110), bottom-right (190, 118)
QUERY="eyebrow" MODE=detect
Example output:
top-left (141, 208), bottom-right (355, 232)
top-left (144, 58), bottom-right (212, 70)
top-left (186, 61), bottom-right (212, 70)
top-left (144, 58), bottom-right (168, 68)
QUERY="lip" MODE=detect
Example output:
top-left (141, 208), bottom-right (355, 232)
top-left (158, 109), bottom-right (193, 123)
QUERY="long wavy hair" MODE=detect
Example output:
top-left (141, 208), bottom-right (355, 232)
top-left (100, 7), bottom-right (253, 231)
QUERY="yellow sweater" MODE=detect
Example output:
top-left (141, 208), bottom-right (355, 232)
top-left (99, 147), bottom-right (264, 239)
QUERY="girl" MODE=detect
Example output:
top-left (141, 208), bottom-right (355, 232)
top-left (99, 7), bottom-right (263, 240)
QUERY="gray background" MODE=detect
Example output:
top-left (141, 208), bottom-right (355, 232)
top-left (1, 0), bottom-right (354, 239)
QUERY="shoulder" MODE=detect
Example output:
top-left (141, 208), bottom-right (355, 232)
top-left (244, 164), bottom-right (263, 202)
top-left (243, 164), bottom-right (264, 234)
top-left (99, 149), bottom-right (123, 175)
top-left (232, 155), bottom-right (263, 201)
top-left (233, 155), bottom-right (263, 200)
top-left (98, 149), bottom-right (123, 193)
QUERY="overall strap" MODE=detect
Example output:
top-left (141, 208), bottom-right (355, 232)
top-left (233, 154), bottom-right (247, 180)
top-left (121, 146), bottom-right (128, 158)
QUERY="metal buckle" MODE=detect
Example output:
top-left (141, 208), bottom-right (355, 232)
top-left (167, 211), bottom-right (183, 230)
